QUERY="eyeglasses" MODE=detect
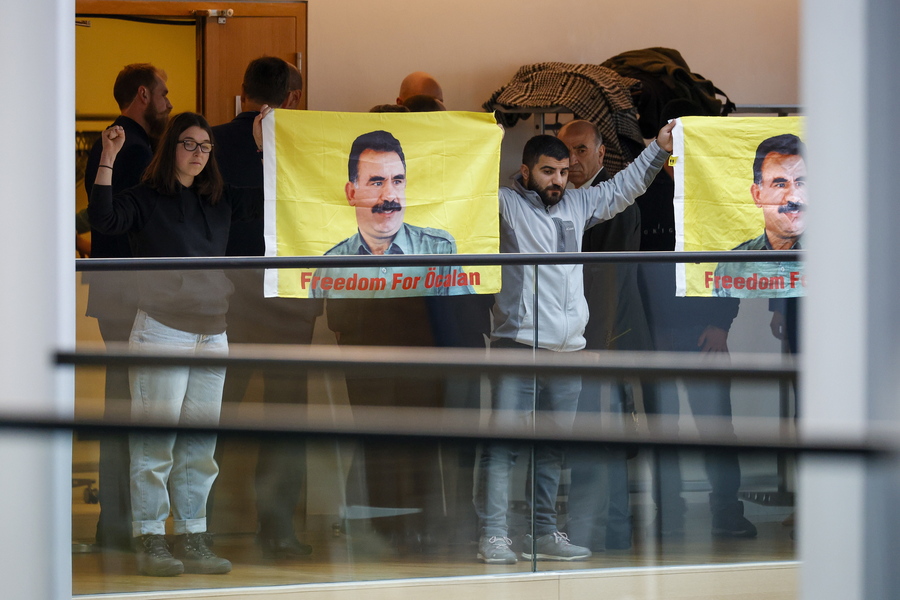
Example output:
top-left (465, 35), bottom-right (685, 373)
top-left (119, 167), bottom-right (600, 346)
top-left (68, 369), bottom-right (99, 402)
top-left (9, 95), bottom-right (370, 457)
top-left (178, 139), bottom-right (214, 153)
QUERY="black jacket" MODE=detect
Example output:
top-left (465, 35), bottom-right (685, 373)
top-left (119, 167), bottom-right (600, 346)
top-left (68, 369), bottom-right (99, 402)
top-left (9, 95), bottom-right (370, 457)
top-left (580, 168), bottom-right (651, 350)
top-left (84, 116), bottom-right (153, 320)
top-left (85, 116), bottom-right (153, 255)
top-left (211, 111), bottom-right (323, 341)
top-left (632, 173), bottom-right (739, 332)
top-left (89, 182), bottom-right (262, 334)
top-left (212, 112), bottom-right (266, 257)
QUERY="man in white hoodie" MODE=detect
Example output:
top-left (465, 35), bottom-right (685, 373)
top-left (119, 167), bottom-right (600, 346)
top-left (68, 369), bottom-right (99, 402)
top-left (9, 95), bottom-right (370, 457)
top-left (475, 122), bottom-right (673, 564)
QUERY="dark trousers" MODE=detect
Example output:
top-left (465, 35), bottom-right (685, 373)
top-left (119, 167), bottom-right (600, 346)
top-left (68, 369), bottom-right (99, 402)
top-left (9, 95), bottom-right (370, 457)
top-left (565, 379), bottom-right (633, 550)
top-left (211, 316), bottom-right (315, 540)
top-left (95, 317), bottom-right (135, 549)
top-left (642, 325), bottom-right (742, 525)
top-left (342, 375), bottom-right (447, 542)
top-left (221, 365), bottom-right (310, 539)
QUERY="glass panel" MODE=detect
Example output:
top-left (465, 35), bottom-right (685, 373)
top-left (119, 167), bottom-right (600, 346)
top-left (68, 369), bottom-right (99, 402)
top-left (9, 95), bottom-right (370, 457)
top-left (531, 258), bottom-right (797, 571)
top-left (72, 259), bottom-right (798, 592)
top-left (545, 384), bottom-right (795, 571)
top-left (73, 431), bottom-right (517, 593)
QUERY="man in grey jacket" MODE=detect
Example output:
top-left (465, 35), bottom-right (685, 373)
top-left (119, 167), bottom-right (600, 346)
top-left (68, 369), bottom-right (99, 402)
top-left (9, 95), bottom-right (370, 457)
top-left (475, 123), bottom-right (674, 564)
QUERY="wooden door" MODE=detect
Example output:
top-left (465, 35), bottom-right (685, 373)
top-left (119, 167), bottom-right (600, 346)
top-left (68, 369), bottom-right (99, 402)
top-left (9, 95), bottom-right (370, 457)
top-left (76, 1), bottom-right (308, 127)
top-left (201, 9), bottom-right (307, 126)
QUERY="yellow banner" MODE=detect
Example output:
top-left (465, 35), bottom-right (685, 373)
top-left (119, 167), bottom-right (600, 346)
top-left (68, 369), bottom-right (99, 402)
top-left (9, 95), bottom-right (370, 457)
top-left (673, 116), bottom-right (805, 298)
top-left (262, 110), bottom-right (503, 299)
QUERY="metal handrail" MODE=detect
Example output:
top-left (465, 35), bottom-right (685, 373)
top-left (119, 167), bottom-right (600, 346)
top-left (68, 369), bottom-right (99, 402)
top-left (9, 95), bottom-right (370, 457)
top-left (0, 406), bottom-right (890, 458)
top-left (732, 104), bottom-right (801, 116)
top-left (57, 343), bottom-right (797, 381)
top-left (75, 250), bottom-right (804, 271)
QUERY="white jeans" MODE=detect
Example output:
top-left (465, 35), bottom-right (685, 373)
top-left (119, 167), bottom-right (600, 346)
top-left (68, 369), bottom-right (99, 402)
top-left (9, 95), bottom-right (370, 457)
top-left (128, 310), bottom-right (227, 537)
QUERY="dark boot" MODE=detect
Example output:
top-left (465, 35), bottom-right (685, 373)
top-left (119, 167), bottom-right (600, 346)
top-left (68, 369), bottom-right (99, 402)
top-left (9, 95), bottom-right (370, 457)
top-left (711, 500), bottom-right (758, 539)
top-left (173, 533), bottom-right (232, 574)
top-left (133, 535), bottom-right (183, 577)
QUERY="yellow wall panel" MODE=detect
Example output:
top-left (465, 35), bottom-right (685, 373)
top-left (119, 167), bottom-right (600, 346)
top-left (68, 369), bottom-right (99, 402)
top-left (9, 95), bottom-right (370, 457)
top-left (76, 17), bottom-right (196, 125)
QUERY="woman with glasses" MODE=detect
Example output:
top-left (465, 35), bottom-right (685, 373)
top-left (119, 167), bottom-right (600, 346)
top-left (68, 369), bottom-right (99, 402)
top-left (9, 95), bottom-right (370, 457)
top-left (89, 110), bottom-right (269, 577)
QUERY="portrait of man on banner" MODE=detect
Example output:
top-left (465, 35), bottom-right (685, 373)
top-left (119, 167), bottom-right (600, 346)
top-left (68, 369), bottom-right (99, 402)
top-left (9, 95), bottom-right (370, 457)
top-left (711, 133), bottom-right (805, 297)
top-left (261, 110), bottom-right (502, 299)
top-left (310, 129), bottom-right (472, 298)
top-left (672, 116), bottom-right (805, 298)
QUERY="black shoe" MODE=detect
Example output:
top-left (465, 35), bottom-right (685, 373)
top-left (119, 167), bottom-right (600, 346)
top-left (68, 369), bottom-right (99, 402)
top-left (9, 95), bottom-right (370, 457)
top-left (605, 532), bottom-right (632, 550)
top-left (606, 517), bottom-right (633, 550)
top-left (712, 502), bottom-right (758, 539)
top-left (647, 516), bottom-right (685, 538)
top-left (96, 531), bottom-right (133, 551)
top-left (95, 518), bottom-right (134, 551)
top-left (258, 535), bottom-right (313, 559)
top-left (173, 533), bottom-right (232, 574)
top-left (133, 535), bottom-right (184, 577)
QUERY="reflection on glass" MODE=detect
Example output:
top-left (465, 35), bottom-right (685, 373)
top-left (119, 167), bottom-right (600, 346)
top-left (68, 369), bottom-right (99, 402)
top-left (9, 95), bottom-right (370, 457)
top-left (73, 261), bottom-right (798, 593)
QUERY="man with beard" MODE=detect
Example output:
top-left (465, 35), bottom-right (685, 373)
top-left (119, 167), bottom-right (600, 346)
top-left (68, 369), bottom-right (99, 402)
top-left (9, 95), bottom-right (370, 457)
top-left (83, 63), bottom-right (172, 550)
top-left (310, 130), bottom-right (464, 298)
top-left (474, 123), bottom-right (673, 564)
top-left (712, 134), bottom-right (806, 298)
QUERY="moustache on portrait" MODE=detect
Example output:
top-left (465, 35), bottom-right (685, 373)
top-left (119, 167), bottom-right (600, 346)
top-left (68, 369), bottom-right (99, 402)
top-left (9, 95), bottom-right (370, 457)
top-left (371, 200), bottom-right (403, 214)
top-left (778, 201), bottom-right (806, 214)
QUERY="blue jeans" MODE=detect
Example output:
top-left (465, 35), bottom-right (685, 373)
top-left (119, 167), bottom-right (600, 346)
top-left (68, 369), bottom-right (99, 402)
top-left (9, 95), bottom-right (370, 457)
top-left (128, 310), bottom-right (227, 537)
top-left (475, 341), bottom-right (581, 538)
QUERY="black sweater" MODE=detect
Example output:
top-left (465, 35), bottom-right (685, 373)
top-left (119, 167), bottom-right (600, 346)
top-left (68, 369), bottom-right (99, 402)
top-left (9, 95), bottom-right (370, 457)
top-left (89, 182), bottom-right (262, 334)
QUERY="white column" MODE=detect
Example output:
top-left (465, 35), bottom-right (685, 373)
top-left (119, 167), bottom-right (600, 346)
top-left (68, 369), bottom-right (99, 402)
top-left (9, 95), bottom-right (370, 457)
top-left (0, 1), bottom-right (74, 598)
top-left (802, 0), bottom-right (900, 598)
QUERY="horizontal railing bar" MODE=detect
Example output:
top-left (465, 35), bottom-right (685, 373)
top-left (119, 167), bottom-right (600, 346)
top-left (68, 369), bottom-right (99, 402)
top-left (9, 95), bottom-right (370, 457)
top-left (56, 344), bottom-right (797, 381)
top-left (487, 105), bottom-right (573, 114)
top-left (732, 104), bottom-right (802, 114)
top-left (0, 408), bottom-right (889, 457)
top-left (75, 250), bottom-right (804, 271)
top-left (487, 104), bottom-right (803, 115)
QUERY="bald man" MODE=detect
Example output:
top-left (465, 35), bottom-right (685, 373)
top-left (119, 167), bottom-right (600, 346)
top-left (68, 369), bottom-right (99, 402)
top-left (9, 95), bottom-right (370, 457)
top-left (397, 71), bottom-right (443, 105)
top-left (556, 120), bottom-right (647, 346)
top-left (556, 119), bottom-right (650, 552)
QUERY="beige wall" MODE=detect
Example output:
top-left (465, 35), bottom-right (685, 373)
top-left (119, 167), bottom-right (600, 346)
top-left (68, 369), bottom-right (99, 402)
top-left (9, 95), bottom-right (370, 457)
top-left (306, 0), bottom-right (799, 111)
top-left (305, 0), bottom-right (799, 177)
